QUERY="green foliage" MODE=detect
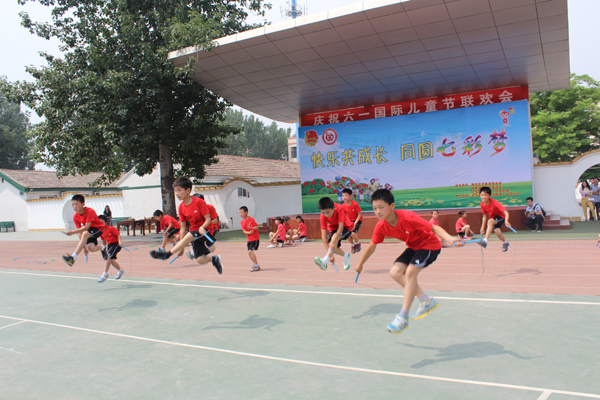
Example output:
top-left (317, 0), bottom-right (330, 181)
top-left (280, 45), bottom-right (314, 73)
top-left (1, 0), bottom-right (270, 214)
top-left (531, 74), bottom-right (600, 163)
top-left (220, 109), bottom-right (291, 160)
top-left (0, 81), bottom-right (34, 170)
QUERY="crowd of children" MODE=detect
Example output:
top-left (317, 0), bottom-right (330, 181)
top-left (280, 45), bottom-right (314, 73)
top-left (61, 182), bottom-right (514, 334)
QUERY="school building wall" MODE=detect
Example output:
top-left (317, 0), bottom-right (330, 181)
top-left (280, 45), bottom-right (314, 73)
top-left (119, 168), bottom-right (163, 220)
top-left (0, 180), bottom-right (28, 231)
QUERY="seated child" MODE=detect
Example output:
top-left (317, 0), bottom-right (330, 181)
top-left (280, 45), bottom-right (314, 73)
top-left (267, 217), bottom-right (286, 248)
top-left (153, 210), bottom-right (180, 251)
top-left (429, 210), bottom-right (439, 226)
top-left (97, 215), bottom-right (124, 282)
top-left (456, 211), bottom-right (475, 239)
top-left (62, 194), bottom-right (107, 266)
top-left (292, 215), bottom-right (308, 242)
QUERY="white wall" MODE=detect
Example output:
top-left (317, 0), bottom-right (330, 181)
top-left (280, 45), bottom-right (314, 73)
top-left (28, 195), bottom-right (124, 230)
top-left (119, 167), bottom-right (163, 219)
top-left (533, 152), bottom-right (600, 219)
top-left (0, 181), bottom-right (28, 231)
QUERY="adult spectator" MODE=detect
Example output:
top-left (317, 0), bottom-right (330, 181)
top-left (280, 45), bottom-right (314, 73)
top-left (579, 181), bottom-right (595, 221)
top-left (591, 177), bottom-right (600, 220)
top-left (524, 197), bottom-right (544, 232)
top-left (103, 205), bottom-right (112, 226)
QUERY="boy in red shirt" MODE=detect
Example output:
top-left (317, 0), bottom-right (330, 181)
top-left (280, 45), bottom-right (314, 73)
top-left (313, 197), bottom-right (353, 271)
top-left (62, 194), bottom-right (107, 266)
top-left (478, 186), bottom-right (511, 252)
top-left (456, 211), bottom-right (475, 240)
top-left (356, 189), bottom-right (464, 334)
top-left (194, 194), bottom-right (220, 235)
top-left (97, 215), bottom-right (124, 282)
top-left (239, 206), bottom-right (261, 271)
top-left (153, 210), bottom-right (181, 251)
top-left (267, 217), bottom-right (286, 248)
top-left (342, 188), bottom-right (362, 253)
top-left (149, 177), bottom-right (223, 274)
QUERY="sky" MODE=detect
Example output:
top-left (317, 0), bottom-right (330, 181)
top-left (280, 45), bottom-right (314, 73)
top-left (1, 0), bottom-right (599, 130)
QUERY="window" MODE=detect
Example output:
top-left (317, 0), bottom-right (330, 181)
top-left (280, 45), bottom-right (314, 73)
top-left (237, 188), bottom-right (249, 197)
top-left (291, 146), bottom-right (297, 159)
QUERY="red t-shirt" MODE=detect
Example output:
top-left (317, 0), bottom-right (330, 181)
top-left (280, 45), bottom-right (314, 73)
top-left (455, 217), bottom-right (466, 233)
top-left (320, 203), bottom-right (354, 233)
top-left (372, 210), bottom-right (441, 251)
top-left (100, 225), bottom-right (120, 244)
top-left (429, 218), bottom-right (439, 226)
top-left (73, 207), bottom-right (105, 232)
top-left (277, 223), bottom-right (287, 241)
top-left (240, 217), bottom-right (260, 242)
top-left (206, 204), bottom-right (218, 232)
top-left (343, 200), bottom-right (363, 222)
top-left (178, 196), bottom-right (211, 232)
top-left (160, 215), bottom-right (180, 231)
top-left (480, 198), bottom-right (506, 219)
top-left (298, 222), bottom-right (308, 237)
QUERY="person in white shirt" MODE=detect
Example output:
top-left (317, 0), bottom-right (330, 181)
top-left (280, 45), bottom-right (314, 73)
top-left (524, 197), bottom-right (545, 232)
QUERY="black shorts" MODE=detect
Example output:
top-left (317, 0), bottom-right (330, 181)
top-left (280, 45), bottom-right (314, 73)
top-left (86, 227), bottom-right (103, 245)
top-left (277, 238), bottom-right (285, 243)
top-left (247, 240), bottom-right (259, 251)
top-left (458, 231), bottom-right (466, 238)
top-left (166, 228), bottom-right (180, 238)
top-left (395, 248), bottom-right (441, 268)
top-left (352, 220), bottom-right (362, 234)
top-left (327, 228), bottom-right (352, 248)
top-left (492, 216), bottom-right (505, 230)
top-left (190, 230), bottom-right (216, 257)
top-left (106, 243), bottom-right (121, 260)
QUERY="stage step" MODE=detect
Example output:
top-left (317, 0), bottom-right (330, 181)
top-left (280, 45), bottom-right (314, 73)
top-left (536, 211), bottom-right (570, 230)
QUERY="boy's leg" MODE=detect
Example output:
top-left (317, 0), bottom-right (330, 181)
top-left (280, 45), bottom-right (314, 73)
top-left (160, 235), bottom-right (169, 249)
top-left (403, 265), bottom-right (423, 312)
top-left (73, 231), bottom-right (91, 255)
top-left (495, 227), bottom-right (506, 242)
top-left (112, 259), bottom-right (122, 271)
top-left (249, 250), bottom-right (258, 265)
top-left (104, 260), bottom-right (111, 274)
top-left (170, 232), bottom-right (195, 254)
top-left (390, 263), bottom-right (424, 298)
top-left (485, 219), bottom-right (495, 240)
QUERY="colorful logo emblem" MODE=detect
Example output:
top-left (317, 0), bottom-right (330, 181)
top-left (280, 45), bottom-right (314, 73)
top-left (304, 130), bottom-right (318, 147)
top-left (322, 128), bottom-right (338, 145)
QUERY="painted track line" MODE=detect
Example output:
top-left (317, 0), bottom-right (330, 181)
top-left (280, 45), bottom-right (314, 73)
top-left (2, 270), bottom-right (600, 306)
top-left (0, 314), bottom-right (598, 399)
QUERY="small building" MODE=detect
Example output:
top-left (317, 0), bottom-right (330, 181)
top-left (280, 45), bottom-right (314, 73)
top-left (0, 155), bottom-right (301, 231)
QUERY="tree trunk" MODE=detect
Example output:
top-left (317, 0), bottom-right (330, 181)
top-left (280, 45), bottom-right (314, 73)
top-left (159, 143), bottom-right (177, 217)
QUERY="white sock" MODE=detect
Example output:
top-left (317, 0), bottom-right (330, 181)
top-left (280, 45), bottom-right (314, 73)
top-left (323, 255), bottom-right (331, 264)
top-left (344, 252), bottom-right (349, 258)
top-left (102, 245), bottom-right (106, 251)
top-left (482, 238), bottom-right (488, 243)
top-left (72, 253), bottom-right (78, 259)
top-left (102, 272), bottom-right (108, 277)
top-left (504, 240), bottom-right (508, 244)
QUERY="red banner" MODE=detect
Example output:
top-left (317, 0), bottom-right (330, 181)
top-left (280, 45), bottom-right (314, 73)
top-left (300, 86), bottom-right (529, 127)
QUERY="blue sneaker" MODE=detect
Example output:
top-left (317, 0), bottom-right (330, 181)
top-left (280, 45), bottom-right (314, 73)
top-left (116, 269), bottom-right (124, 280)
top-left (98, 273), bottom-right (108, 283)
top-left (387, 314), bottom-right (408, 334)
top-left (412, 298), bottom-right (439, 320)
top-left (502, 242), bottom-right (510, 252)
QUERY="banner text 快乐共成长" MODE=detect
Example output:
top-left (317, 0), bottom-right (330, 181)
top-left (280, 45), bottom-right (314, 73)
top-left (298, 100), bottom-right (532, 213)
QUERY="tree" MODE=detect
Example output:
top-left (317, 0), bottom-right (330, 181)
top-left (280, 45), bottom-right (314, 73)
top-left (0, 80), bottom-right (34, 170)
top-left (221, 109), bottom-right (291, 160)
top-left (2, 0), bottom-right (270, 215)
top-left (531, 74), bottom-right (600, 163)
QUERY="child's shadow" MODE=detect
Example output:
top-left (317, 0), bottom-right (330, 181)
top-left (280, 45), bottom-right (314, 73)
top-left (104, 284), bottom-right (153, 291)
top-left (217, 291), bottom-right (269, 301)
top-left (351, 303), bottom-right (399, 319)
top-left (404, 342), bottom-right (544, 368)
top-left (203, 315), bottom-right (283, 331)
top-left (99, 298), bottom-right (157, 312)
top-left (497, 268), bottom-right (541, 277)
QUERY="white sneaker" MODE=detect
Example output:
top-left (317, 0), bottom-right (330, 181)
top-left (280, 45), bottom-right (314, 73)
top-left (186, 250), bottom-right (195, 260)
top-left (343, 253), bottom-right (351, 270)
top-left (267, 244), bottom-right (276, 248)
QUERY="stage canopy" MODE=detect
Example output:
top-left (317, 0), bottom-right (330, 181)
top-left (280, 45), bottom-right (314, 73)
top-left (168, 0), bottom-right (570, 124)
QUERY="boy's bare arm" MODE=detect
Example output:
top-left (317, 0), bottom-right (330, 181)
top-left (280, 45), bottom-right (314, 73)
top-left (432, 225), bottom-right (463, 246)
top-left (480, 214), bottom-right (488, 233)
top-left (356, 241), bottom-right (377, 273)
top-left (164, 223), bottom-right (173, 235)
top-left (503, 210), bottom-right (511, 227)
top-left (67, 222), bottom-right (92, 235)
top-left (321, 229), bottom-right (329, 250)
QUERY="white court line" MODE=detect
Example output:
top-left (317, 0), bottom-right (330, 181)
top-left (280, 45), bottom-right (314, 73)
top-left (1, 270), bottom-right (600, 306)
top-left (537, 390), bottom-right (553, 400)
top-left (0, 314), bottom-right (598, 399)
top-left (0, 320), bottom-right (26, 330)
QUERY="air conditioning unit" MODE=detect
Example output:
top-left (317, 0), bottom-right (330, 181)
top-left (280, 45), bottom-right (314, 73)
top-left (93, 192), bottom-right (100, 196)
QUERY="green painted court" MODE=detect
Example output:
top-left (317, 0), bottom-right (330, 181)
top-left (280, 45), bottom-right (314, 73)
top-left (1, 267), bottom-right (599, 400)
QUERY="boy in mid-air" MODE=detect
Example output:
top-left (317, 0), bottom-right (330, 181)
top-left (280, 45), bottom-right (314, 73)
top-left (149, 177), bottom-right (223, 274)
top-left (153, 210), bottom-right (180, 252)
top-left (342, 188), bottom-right (362, 254)
top-left (62, 194), bottom-right (107, 266)
top-left (239, 206), bottom-right (261, 271)
top-left (356, 189), bottom-right (464, 334)
top-left (314, 197), bottom-right (353, 271)
top-left (97, 215), bottom-right (124, 282)
top-left (478, 186), bottom-right (511, 252)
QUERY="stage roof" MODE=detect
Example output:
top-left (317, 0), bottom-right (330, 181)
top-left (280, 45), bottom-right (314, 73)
top-left (169, 0), bottom-right (570, 123)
